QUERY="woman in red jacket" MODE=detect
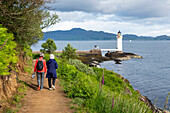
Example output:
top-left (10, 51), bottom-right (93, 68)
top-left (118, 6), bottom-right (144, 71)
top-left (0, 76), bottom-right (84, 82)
top-left (34, 53), bottom-right (47, 90)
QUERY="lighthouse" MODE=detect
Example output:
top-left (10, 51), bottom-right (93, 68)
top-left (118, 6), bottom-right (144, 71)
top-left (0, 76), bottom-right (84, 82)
top-left (116, 30), bottom-right (123, 53)
top-left (100, 30), bottom-right (123, 53)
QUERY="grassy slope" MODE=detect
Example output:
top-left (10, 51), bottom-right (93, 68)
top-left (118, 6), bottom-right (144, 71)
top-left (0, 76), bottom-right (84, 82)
top-left (32, 53), bottom-right (153, 113)
top-left (54, 57), bottom-right (152, 113)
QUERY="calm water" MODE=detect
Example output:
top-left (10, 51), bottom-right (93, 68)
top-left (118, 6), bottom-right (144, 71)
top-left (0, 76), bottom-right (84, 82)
top-left (31, 40), bottom-right (170, 109)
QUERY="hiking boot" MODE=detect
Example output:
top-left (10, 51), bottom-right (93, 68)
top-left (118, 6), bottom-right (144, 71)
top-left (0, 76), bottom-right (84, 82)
top-left (49, 88), bottom-right (52, 90)
top-left (52, 85), bottom-right (55, 90)
top-left (38, 86), bottom-right (40, 90)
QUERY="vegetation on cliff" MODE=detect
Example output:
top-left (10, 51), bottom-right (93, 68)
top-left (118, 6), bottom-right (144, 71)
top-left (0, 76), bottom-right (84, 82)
top-left (0, 25), bottom-right (18, 75)
top-left (0, 0), bottom-right (59, 111)
top-left (0, 0), bottom-right (59, 77)
top-left (41, 54), bottom-right (153, 113)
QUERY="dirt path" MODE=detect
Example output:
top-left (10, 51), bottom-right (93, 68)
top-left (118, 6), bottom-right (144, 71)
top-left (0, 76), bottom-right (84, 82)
top-left (19, 60), bottom-right (74, 113)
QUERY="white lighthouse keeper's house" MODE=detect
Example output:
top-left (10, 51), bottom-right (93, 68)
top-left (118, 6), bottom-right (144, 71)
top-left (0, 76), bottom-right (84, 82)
top-left (116, 30), bottom-right (123, 53)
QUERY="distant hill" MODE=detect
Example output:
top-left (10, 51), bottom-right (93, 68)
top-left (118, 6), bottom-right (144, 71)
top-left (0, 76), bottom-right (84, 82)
top-left (43, 28), bottom-right (170, 40)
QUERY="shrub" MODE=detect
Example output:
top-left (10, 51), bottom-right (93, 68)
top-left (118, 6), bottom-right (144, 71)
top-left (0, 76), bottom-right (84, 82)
top-left (43, 54), bottom-right (50, 61)
top-left (0, 25), bottom-right (18, 75)
top-left (69, 59), bottom-right (95, 75)
top-left (60, 43), bottom-right (78, 59)
top-left (23, 44), bottom-right (32, 60)
top-left (32, 53), bottom-right (40, 59)
top-left (40, 38), bottom-right (57, 54)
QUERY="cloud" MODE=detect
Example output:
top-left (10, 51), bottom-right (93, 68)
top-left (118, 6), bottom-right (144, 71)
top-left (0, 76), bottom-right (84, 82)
top-left (43, 1), bottom-right (170, 36)
top-left (43, 14), bottom-right (170, 37)
top-left (48, 0), bottom-right (170, 18)
top-left (48, 0), bottom-right (100, 13)
top-left (49, 11), bottom-right (117, 22)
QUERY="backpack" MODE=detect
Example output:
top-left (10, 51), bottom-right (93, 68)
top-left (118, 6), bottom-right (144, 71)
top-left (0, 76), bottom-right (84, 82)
top-left (37, 58), bottom-right (44, 71)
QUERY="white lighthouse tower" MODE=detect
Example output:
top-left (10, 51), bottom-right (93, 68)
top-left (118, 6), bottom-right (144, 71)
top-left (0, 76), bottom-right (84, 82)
top-left (116, 30), bottom-right (123, 53)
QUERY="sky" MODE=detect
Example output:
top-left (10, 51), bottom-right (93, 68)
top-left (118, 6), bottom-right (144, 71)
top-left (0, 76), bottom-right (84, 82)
top-left (43, 0), bottom-right (170, 37)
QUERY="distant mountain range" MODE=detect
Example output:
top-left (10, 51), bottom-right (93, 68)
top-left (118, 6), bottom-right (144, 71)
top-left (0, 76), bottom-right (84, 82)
top-left (43, 28), bottom-right (170, 40)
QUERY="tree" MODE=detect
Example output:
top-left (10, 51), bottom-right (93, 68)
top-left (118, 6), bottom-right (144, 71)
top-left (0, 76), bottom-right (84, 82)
top-left (0, 0), bottom-right (60, 73)
top-left (0, 0), bottom-right (60, 47)
top-left (40, 38), bottom-right (57, 54)
top-left (61, 43), bottom-right (78, 60)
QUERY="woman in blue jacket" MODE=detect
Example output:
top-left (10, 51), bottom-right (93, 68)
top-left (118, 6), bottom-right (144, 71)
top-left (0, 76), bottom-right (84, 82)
top-left (46, 54), bottom-right (58, 90)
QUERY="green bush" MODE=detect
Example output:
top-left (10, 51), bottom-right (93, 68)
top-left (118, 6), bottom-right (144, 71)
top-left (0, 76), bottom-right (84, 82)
top-left (32, 53), bottom-right (40, 59)
top-left (32, 53), bottom-right (50, 61)
top-left (0, 25), bottom-right (18, 75)
top-left (60, 43), bottom-right (78, 59)
top-left (69, 59), bottom-right (95, 75)
top-left (40, 38), bottom-right (57, 54)
top-left (43, 54), bottom-right (50, 61)
top-left (57, 60), bottom-right (98, 99)
top-left (23, 44), bottom-right (32, 59)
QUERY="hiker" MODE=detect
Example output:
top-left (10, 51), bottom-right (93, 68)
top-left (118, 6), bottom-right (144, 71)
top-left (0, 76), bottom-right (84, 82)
top-left (46, 54), bottom-right (58, 90)
top-left (34, 53), bottom-right (47, 90)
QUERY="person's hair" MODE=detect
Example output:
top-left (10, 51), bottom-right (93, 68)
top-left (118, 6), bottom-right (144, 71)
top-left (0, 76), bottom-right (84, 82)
top-left (40, 53), bottom-right (44, 57)
top-left (50, 54), bottom-right (54, 59)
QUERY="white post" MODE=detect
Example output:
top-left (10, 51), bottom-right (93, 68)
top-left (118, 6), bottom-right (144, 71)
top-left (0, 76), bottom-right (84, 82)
top-left (116, 31), bottom-right (123, 52)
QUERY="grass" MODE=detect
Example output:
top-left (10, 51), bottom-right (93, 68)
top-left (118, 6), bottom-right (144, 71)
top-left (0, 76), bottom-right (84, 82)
top-left (2, 107), bottom-right (19, 113)
top-left (54, 57), bottom-right (153, 113)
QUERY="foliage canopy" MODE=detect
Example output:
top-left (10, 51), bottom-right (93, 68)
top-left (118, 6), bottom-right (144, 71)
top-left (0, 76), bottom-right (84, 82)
top-left (40, 38), bottom-right (57, 54)
top-left (0, 0), bottom-right (60, 47)
top-left (61, 43), bottom-right (78, 60)
top-left (0, 0), bottom-right (60, 75)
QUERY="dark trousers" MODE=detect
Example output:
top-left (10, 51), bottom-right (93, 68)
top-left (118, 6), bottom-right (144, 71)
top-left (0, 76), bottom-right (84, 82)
top-left (48, 77), bottom-right (56, 88)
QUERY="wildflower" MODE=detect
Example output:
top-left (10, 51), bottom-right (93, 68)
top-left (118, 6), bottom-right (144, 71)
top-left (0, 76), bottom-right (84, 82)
top-left (99, 77), bottom-right (102, 89)
top-left (102, 69), bottom-right (104, 85)
top-left (102, 75), bottom-right (104, 85)
top-left (112, 96), bottom-right (114, 108)
top-left (0, 39), bottom-right (8, 50)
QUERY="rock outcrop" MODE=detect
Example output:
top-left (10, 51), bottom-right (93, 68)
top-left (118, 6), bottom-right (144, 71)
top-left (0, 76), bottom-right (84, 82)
top-left (0, 70), bottom-right (18, 107)
top-left (0, 60), bottom-right (25, 110)
top-left (105, 51), bottom-right (143, 61)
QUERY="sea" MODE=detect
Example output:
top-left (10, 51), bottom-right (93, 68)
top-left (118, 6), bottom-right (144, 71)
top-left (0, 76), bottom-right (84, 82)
top-left (31, 40), bottom-right (170, 109)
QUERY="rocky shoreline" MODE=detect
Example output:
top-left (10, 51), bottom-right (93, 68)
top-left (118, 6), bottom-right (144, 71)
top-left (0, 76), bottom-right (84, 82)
top-left (77, 49), bottom-right (143, 66)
